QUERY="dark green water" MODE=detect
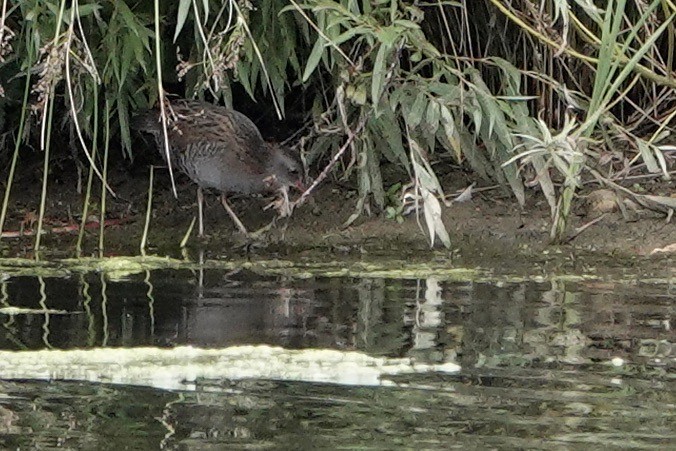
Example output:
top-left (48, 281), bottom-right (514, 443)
top-left (0, 266), bottom-right (673, 449)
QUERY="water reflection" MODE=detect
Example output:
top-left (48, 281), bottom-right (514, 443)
top-left (0, 269), bottom-right (672, 369)
top-left (0, 267), bottom-right (673, 448)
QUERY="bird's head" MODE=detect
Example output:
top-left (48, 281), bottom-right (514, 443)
top-left (265, 145), bottom-right (305, 191)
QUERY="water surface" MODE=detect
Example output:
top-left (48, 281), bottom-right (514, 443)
top-left (0, 263), bottom-right (673, 449)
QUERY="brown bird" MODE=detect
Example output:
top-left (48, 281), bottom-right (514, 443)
top-left (135, 99), bottom-right (303, 236)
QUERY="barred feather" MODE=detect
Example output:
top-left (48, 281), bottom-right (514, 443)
top-left (134, 100), bottom-right (301, 195)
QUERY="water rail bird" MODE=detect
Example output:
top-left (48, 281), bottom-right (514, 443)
top-left (135, 99), bottom-right (303, 237)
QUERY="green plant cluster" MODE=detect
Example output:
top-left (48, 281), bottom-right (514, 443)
top-left (0, 0), bottom-right (673, 252)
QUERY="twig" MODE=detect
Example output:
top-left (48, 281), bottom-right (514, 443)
top-left (180, 217), bottom-right (196, 248)
top-left (292, 115), bottom-right (368, 208)
top-left (588, 167), bottom-right (671, 213)
top-left (563, 213), bottom-right (608, 244)
top-left (593, 169), bottom-right (676, 184)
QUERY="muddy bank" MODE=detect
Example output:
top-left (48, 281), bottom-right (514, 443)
top-left (0, 162), bottom-right (674, 276)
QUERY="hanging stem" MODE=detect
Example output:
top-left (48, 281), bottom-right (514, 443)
top-left (34, 95), bottom-right (56, 257)
top-left (76, 88), bottom-right (99, 257)
top-left (153, 0), bottom-right (177, 197)
top-left (98, 98), bottom-right (111, 257)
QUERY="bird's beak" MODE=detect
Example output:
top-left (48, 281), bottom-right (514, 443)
top-left (294, 179), bottom-right (306, 192)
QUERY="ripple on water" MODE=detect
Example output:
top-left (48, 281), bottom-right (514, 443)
top-left (0, 266), bottom-right (672, 449)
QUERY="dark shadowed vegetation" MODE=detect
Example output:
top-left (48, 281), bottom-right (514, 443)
top-left (0, 0), bottom-right (674, 253)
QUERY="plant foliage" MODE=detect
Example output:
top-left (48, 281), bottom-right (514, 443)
top-left (0, 0), bottom-right (674, 250)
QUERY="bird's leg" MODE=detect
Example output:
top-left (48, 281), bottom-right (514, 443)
top-left (197, 186), bottom-right (204, 237)
top-left (220, 194), bottom-right (249, 235)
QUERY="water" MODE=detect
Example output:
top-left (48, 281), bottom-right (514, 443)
top-left (0, 264), bottom-right (673, 449)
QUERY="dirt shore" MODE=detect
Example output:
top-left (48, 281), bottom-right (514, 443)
top-left (0, 161), bottom-right (674, 276)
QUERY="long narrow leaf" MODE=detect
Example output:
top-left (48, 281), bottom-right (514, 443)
top-left (174, 0), bottom-right (191, 42)
top-left (371, 42), bottom-right (389, 112)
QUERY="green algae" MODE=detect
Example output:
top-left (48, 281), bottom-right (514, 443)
top-left (0, 253), bottom-right (672, 284)
top-left (0, 255), bottom-right (186, 280)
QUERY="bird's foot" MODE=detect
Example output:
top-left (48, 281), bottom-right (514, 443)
top-left (263, 187), bottom-right (293, 218)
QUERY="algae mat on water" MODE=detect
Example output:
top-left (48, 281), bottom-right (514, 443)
top-left (0, 255), bottom-right (558, 282)
top-left (0, 345), bottom-right (461, 390)
top-left (0, 254), bottom-right (666, 283)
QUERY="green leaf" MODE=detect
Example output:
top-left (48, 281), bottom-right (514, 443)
top-left (636, 139), bottom-right (660, 174)
top-left (425, 100), bottom-right (440, 136)
top-left (371, 43), bottom-right (390, 111)
top-left (174, 0), bottom-right (191, 42)
top-left (421, 187), bottom-right (451, 248)
top-left (303, 37), bottom-right (326, 82)
top-left (75, 4), bottom-right (102, 18)
top-left (333, 26), bottom-right (370, 46)
top-left (530, 154), bottom-right (557, 217)
top-left (237, 63), bottom-right (255, 99)
top-left (116, 96), bottom-right (132, 158)
top-left (132, 33), bottom-right (149, 71)
top-left (375, 26), bottom-right (399, 47)
top-left (392, 19), bottom-right (421, 30)
top-left (389, 0), bottom-right (397, 22)
top-left (407, 92), bottom-right (427, 128)
top-left (347, 83), bottom-right (367, 105)
top-left (439, 105), bottom-right (461, 161)
top-left (116, 1), bottom-right (143, 37)
top-left (372, 109), bottom-right (409, 172)
top-left (427, 82), bottom-right (459, 100)
top-left (120, 35), bottom-right (134, 87)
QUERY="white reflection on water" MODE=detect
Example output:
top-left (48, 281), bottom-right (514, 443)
top-left (0, 345), bottom-right (460, 390)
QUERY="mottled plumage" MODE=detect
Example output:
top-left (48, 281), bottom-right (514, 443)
top-left (135, 99), bottom-right (302, 236)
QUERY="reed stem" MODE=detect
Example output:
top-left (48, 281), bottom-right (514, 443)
top-left (98, 99), bottom-right (111, 257)
top-left (140, 166), bottom-right (155, 256)
top-left (76, 89), bottom-right (99, 257)
top-left (0, 70), bottom-right (31, 238)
